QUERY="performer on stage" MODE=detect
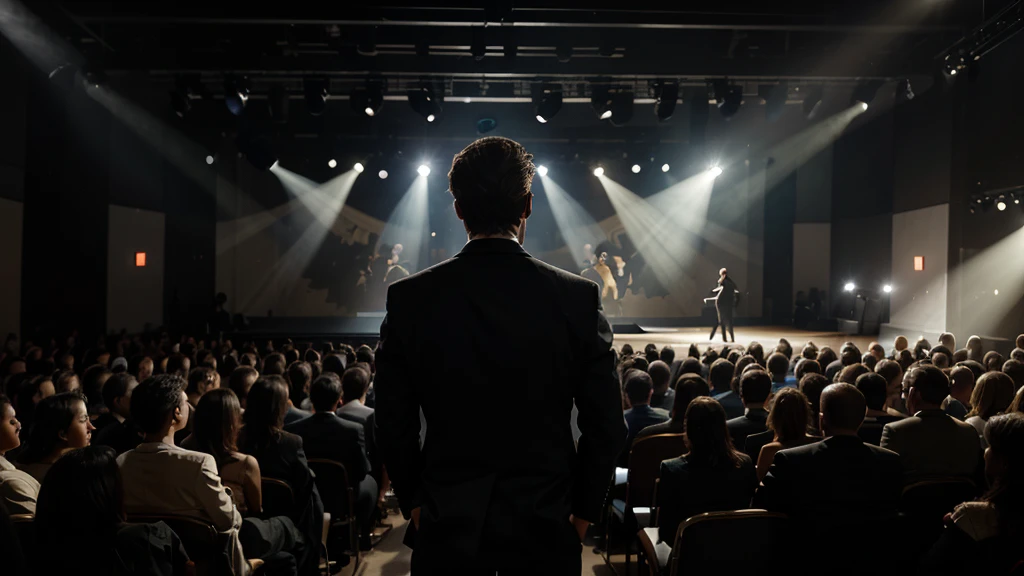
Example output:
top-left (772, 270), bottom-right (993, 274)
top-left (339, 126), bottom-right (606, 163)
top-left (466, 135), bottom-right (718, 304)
top-left (709, 268), bottom-right (739, 343)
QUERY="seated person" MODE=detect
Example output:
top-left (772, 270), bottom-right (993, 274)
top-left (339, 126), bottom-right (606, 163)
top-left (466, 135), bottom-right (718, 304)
top-left (755, 388), bottom-right (819, 480)
top-left (726, 370), bottom-right (771, 449)
top-left (636, 374), bottom-right (709, 440)
top-left (794, 358), bottom-right (821, 381)
top-left (228, 366), bottom-right (259, 410)
top-left (657, 397), bottom-right (757, 546)
top-left (0, 394), bottom-right (39, 515)
top-left (921, 413), bottom-right (1024, 575)
top-left (709, 359), bottom-right (743, 420)
top-left (882, 366), bottom-right (983, 485)
top-left (856, 372), bottom-right (904, 446)
top-left (17, 391), bottom-right (94, 483)
top-left (942, 366), bottom-right (975, 420)
top-left (81, 364), bottom-right (113, 418)
top-left (286, 373), bottom-right (376, 548)
top-left (35, 445), bottom-right (190, 575)
top-left (875, 359), bottom-right (908, 417)
top-left (283, 361), bottom-right (313, 425)
top-left (620, 370), bottom-right (670, 465)
top-left (965, 372), bottom-right (1016, 448)
top-left (240, 376), bottom-right (324, 571)
top-left (648, 361), bottom-right (674, 412)
top-left (91, 373), bottom-right (143, 455)
top-left (116, 374), bottom-right (251, 576)
top-left (766, 352), bottom-right (796, 392)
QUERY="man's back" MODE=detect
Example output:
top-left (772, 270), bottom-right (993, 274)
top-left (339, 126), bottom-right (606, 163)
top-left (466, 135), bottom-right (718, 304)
top-left (880, 409), bottom-right (981, 484)
top-left (375, 238), bottom-right (625, 564)
top-left (726, 408), bottom-right (768, 448)
top-left (285, 412), bottom-right (370, 486)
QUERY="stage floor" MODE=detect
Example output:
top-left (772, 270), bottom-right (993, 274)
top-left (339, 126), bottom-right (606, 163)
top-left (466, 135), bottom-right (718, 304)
top-left (612, 325), bottom-right (878, 354)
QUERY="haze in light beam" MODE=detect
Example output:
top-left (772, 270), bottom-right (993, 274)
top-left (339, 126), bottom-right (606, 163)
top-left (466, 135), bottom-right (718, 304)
top-left (380, 176), bottom-right (429, 273)
top-left (955, 224), bottom-right (1024, 336)
top-left (539, 174), bottom-right (604, 266)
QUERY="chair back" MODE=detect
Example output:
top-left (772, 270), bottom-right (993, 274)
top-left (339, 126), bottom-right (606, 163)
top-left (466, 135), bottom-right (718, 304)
top-left (126, 514), bottom-right (230, 576)
top-left (626, 433), bottom-right (686, 508)
top-left (670, 510), bottom-right (790, 576)
top-left (307, 458), bottom-right (355, 522)
top-left (260, 477), bottom-right (296, 520)
top-left (900, 478), bottom-right (977, 520)
top-left (9, 514), bottom-right (35, 565)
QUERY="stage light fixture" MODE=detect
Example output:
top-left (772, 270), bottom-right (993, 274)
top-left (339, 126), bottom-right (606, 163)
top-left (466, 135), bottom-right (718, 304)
top-left (593, 167), bottom-right (605, 177)
top-left (378, 170), bottom-right (388, 179)
top-left (224, 76), bottom-right (249, 116)
top-left (351, 85), bottom-right (383, 117)
top-left (537, 165), bottom-right (548, 177)
top-left (608, 92), bottom-right (634, 127)
top-left (662, 164), bottom-right (670, 172)
top-left (844, 282), bottom-right (855, 292)
top-left (997, 197), bottom-right (1007, 211)
top-left (534, 87), bottom-right (563, 124)
top-left (328, 159), bottom-right (337, 169)
top-left (205, 155), bottom-right (214, 165)
top-left (802, 85), bottom-right (823, 119)
top-left (712, 80), bottom-right (742, 119)
top-left (709, 166), bottom-right (723, 177)
top-left (654, 81), bottom-right (678, 121)
top-left (851, 80), bottom-right (883, 109)
top-left (304, 77), bottom-right (329, 116)
top-left (431, 232), bottom-right (437, 237)
top-left (354, 163), bottom-right (365, 173)
top-left (631, 164), bottom-right (641, 174)
top-left (760, 81), bottom-right (788, 122)
top-left (417, 164), bottom-right (431, 177)
top-left (883, 284), bottom-right (893, 293)
top-left (591, 86), bottom-right (613, 120)
top-left (409, 86), bottom-right (442, 123)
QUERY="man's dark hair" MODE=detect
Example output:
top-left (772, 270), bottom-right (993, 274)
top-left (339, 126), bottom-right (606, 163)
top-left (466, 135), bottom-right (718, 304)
top-left (795, 358), bottom-right (821, 380)
top-left (283, 347), bottom-right (300, 366)
top-left (355, 345), bottom-right (375, 370)
top-left (862, 353), bottom-right (879, 371)
top-left (625, 370), bottom-right (654, 405)
top-left (801, 345), bottom-right (817, 360)
top-left (821, 383), bottom-right (867, 431)
top-left (648, 361), bottom-right (671, 392)
top-left (323, 354), bottom-right (347, 379)
top-left (766, 353), bottom-right (789, 382)
top-left (263, 353), bottom-right (286, 376)
top-left (855, 372), bottom-right (889, 411)
top-left (303, 349), bottom-right (321, 364)
top-left (632, 357), bottom-right (649, 373)
top-left (309, 373), bottom-right (343, 413)
top-left (131, 374), bottom-right (186, 434)
top-left (672, 374), bottom-right (710, 420)
top-left (341, 366), bottom-right (371, 403)
top-left (166, 354), bottom-right (190, 377)
top-left (228, 366), bottom-right (259, 404)
top-left (679, 358), bottom-right (702, 378)
top-left (908, 365), bottom-right (951, 405)
top-left (739, 370), bottom-right (771, 404)
top-left (839, 363), bottom-right (870, 385)
top-left (82, 364), bottom-right (112, 404)
top-left (186, 366), bottom-right (217, 396)
top-left (660, 347), bottom-right (675, 365)
top-left (448, 136), bottom-right (536, 236)
top-left (1003, 359), bottom-right (1024, 389)
top-left (840, 348), bottom-right (860, 367)
top-left (800, 373), bottom-right (830, 416)
top-left (984, 351), bottom-right (1005, 373)
top-left (702, 348), bottom-right (720, 367)
top-left (286, 361), bottom-right (312, 404)
top-left (708, 358), bottom-right (734, 393)
top-left (776, 339), bottom-right (793, 360)
top-left (747, 342), bottom-right (765, 365)
top-left (1010, 348), bottom-right (1024, 363)
top-left (101, 373), bottom-right (137, 411)
top-left (957, 359), bottom-right (986, 382)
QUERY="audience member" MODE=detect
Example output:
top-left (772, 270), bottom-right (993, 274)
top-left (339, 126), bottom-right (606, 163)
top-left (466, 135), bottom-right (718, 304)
top-left (799, 373), bottom-right (829, 435)
top-left (283, 361), bottom-right (312, 425)
top-left (228, 366), bottom-right (259, 409)
top-left (838, 363), bottom-right (870, 386)
top-left (1001, 358), bottom-right (1024, 390)
top-left (52, 370), bottom-right (80, 394)
top-left (128, 355), bottom-right (154, 383)
top-left (965, 372), bottom-right (1016, 447)
top-left (942, 366), bottom-right (974, 420)
top-left (881, 366), bottom-right (981, 484)
top-left (322, 354), bottom-right (347, 380)
top-left (938, 332), bottom-right (956, 351)
top-left (766, 352), bottom-right (795, 392)
top-left (982, 351), bottom-right (1004, 374)
top-left (186, 365), bottom-right (219, 407)
top-left (659, 346), bottom-right (675, 366)
top-left (893, 335), bottom-right (909, 354)
top-left (965, 335), bottom-right (983, 361)
top-left (755, 388), bottom-right (818, 480)
top-left (747, 342), bottom-right (765, 366)
top-left (0, 394), bottom-right (38, 515)
top-left (1010, 385), bottom-right (1024, 414)
top-left (621, 371), bottom-right (670, 463)
top-left (17, 391), bottom-right (94, 483)
top-left (91, 373), bottom-right (143, 455)
top-left (648, 361), bottom-right (674, 411)
top-left (656, 397), bottom-right (757, 546)
top-left (875, 359), bottom-right (907, 416)
top-left (856, 372), bottom-right (903, 445)
top-left (709, 358), bottom-right (742, 419)
top-left (644, 344), bottom-right (659, 364)
top-left (794, 358), bottom-right (821, 381)
top-left (636, 374), bottom-right (709, 440)
top-left (868, 342), bottom-right (886, 362)
top-left (815, 346), bottom-right (837, 370)
top-left (165, 353), bottom-right (190, 378)
top-left (725, 369), bottom-right (771, 449)
top-left (81, 364), bottom-right (113, 415)
top-left (861, 352), bottom-right (879, 371)
top-left (957, 359), bottom-right (985, 382)
top-left (12, 374), bottom-right (54, 433)
top-left (262, 353), bottom-right (287, 376)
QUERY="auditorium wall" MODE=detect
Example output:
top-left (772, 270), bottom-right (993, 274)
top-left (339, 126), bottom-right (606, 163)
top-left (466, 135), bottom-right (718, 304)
top-left (792, 223), bottom-right (831, 303)
top-left (889, 204), bottom-right (949, 333)
top-left (107, 205), bottom-right (165, 334)
top-left (0, 39), bottom-right (27, 338)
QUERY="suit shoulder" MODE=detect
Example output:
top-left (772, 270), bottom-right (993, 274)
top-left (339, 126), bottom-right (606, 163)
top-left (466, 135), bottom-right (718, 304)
top-left (529, 258), bottom-right (600, 293)
top-left (279, 430), bottom-right (304, 449)
top-left (882, 416), bottom-right (918, 432)
top-left (865, 443), bottom-right (901, 461)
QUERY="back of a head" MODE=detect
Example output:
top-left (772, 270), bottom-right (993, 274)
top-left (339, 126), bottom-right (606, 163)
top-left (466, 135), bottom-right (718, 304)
top-left (776, 339), bottom-right (793, 360)
top-left (323, 354), bottom-right (347, 379)
top-left (660, 347), bottom-right (676, 365)
top-left (101, 373), bottom-right (137, 412)
top-left (187, 366), bottom-right (217, 396)
top-left (283, 347), bottom-right (300, 366)
top-left (243, 375), bottom-right (289, 447)
top-left (800, 373), bottom-right (830, 414)
top-left (855, 372), bottom-right (889, 411)
top-left (869, 342), bottom-right (886, 359)
top-left (894, 336), bottom-right (909, 352)
top-left (165, 353), bottom-right (190, 377)
top-left (310, 373), bottom-right (343, 413)
top-left (702, 349), bottom-right (720, 366)
top-left (767, 388), bottom-right (811, 442)
top-left (913, 338), bottom-right (932, 361)
top-left (816, 347), bottom-right (837, 368)
top-left (286, 361), bottom-right (312, 403)
top-left (355, 345), bottom-right (375, 368)
top-left (644, 343), bottom-right (659, 364)
top-left (747, 342), bottom-right (765, 364)
top-left (262, 353), bottom-right (286, 376)
top-left (673, 374), bottom-right (710, 418)
top-left (938, 332), bottom-right (956, 351)
top-left (966, 336), bottom-right (984, 360)
top-left (982, 412), bottom-right (1024, 486)
top-left (680, 357), bottom-right (702, 378)
top-left (131, 374), bottom-right (186, 435)
top-left (801, 344), bottom-right (818, 360)
top-left (648, 361), bottom-right (671, 391)
top-left (766, 353), bottom-right (789, 381)
top-left (969, 372), bottom-right (1017, 419)
top-left (1002, 359), bottom-right (1024, 389)
top-left (931, 351), bottom-right (950, 369)
top-left (839, 363), bottom-right (870, 386)
top-left (632, 357), bottom-right (649, 373)
top-left (795, 358), bottom-right (822, 380)
top-left (82, 364), bottom-right (113, 403)
top-left (820, 383), bottom-right (867, 433)
top-left (875, 359), bottom-right (903, 388)
top-left (448, 136), bottom-right (535, 236)
top-left (984, 351), bottom-right (1005, 373)
top-left (341, 366), bottom-right (371, 403)
top-left (861, 353), bottom-right (879, 371)
top-left (625, 371), bottom-right (654, 405)
top-left (908, 365), bottom-right (951, 406)
top-left (683, 397), bottom-right (739, 467)
top-left (228, 366), bottom-right (259, 404)
top-left (193, 388), bottom-right (241, 463)
top-left (621, 344), bottom-right (635, 357)
top-left (709, 358), bottom-right (735, 392)
top-left (840, 348), bottom-right (860, 367)
top-left (1011, 348), bottom-right (1024, 363)
top-left (739, 370), bottom-right (772, 405)
top-left (687, 343), bottom-right (699, 359)
top-left (897, 349), bottom-right (915, 371)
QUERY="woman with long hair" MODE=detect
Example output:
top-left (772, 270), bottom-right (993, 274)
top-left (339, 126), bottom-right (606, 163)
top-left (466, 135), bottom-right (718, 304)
top-left (965, 372), bottom-right (1016, 447)
top-left (17, 391), bottom-right (94, 483)
top-left (756, 388), bottom-right (818, 479)
top-left (656, 397), bottom-right (757, 546)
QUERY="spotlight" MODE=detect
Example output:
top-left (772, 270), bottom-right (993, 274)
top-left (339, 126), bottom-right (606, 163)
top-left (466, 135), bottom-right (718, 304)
top-left (883, 284), bottom-right (893, 293)
top-left (661, 164), bottom-right (670, 173)
top-left (949, 68), bottom-right (958, 76)
top-left (224, 76), bottom-right (250, 116)
top-left (997, 199), bottom-right (1007, 211)
top-left (354, 162), bottom-right (364, 173)
top-left (537, 165), bottom-right (548, 177)
top-left (653, 81), bottom-right (678, 121)
top-left (802, 85), bottom-right (823, 119)
top-left (328, 159), bottom-right (337, 169)
top-left (591, 86), bottom-right (613, 120)
top-left (631, 164), bottom-right (641, 174)
top-left (417, 164), bottom-right (431, 177)
top-left (351, 85), bottom-right (383, 117)
top-left (709, 166), bottom-right (723, 177)
top-left (851, 80), bottom-right (883, 109)
top-left (861, 102), bottom-right (869, 111)
top-left (409, 86), bottom-right (442, 123)
top-left (994, 289), bottom-right (999, 296)
top-left (431, 232), bottom-right (437, 237)
top-left (1016, 198), bottom-right (1021, 205)
top-left (593, 167), bottom-right (605, 177)
top-left (608, 92), bottom-right (634, 127)
top-left (378, 170), bottom-right (388, 179)
top-left (534, 86), bottom-right (563, 124)
top-left (304, 77), bottom-right (329, 116)
top-left (712, 80), bottom-right (742, 119)
top-left (205, 155), bottom-right (215, 165)
top-left (844, 282), bottom-right (855, 292)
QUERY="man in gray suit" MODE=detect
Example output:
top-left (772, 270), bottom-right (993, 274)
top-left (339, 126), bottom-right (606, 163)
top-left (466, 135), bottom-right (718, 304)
top-left (881, 365), bottom-right (982, 485)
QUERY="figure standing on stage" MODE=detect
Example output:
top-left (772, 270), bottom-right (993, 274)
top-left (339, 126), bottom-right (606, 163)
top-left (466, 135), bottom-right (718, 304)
top-left (709, 267), bottom-right (740, 343)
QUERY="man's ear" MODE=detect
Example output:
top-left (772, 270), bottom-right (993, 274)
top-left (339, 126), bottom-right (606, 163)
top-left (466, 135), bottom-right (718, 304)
top-left (454, 200), bottom-right (465, 221)
top-left (522, 193), bottom-right (533, 220)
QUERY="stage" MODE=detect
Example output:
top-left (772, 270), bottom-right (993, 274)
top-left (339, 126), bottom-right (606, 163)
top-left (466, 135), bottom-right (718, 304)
top-left (611, 325), bottom-right (878, 355)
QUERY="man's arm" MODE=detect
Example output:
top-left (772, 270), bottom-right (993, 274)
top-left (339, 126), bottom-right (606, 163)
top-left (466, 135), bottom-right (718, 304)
top-left (194, 455), bottom-right (242, 532)
top-left (879, 422), bottom-right (898, 453)
top-left (374, 285), bottom-right (423, 519)
top-left (752, 450), bottom-right (790, 512)
top-left (572, 283), bottom-right (628, 525)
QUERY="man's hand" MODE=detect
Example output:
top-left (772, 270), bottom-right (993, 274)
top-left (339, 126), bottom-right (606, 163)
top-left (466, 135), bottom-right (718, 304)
top-left (569, 514), bottom-right (590, 542)
top-left (411, 506), bottom-right (421, 529)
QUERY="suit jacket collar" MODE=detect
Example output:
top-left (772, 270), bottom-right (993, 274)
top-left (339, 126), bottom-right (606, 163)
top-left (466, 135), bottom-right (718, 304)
top-left (456, 238), bottom-right (530, 258)
top-left (914, 408), bottom-right (949, 418)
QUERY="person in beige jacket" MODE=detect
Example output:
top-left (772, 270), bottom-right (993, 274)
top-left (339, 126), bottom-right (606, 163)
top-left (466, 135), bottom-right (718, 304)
top-left (0, 394), bottom-right (40, 515)
top-left (117, 375), bottom-right (252, 575)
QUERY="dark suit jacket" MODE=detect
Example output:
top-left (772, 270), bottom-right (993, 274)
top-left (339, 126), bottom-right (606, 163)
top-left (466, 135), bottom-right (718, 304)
top-left (657, 454), bottom-right (757, 544)
top-left (726, 408), bottom-right (768, 449)
top-left (92, 418), bottom-right (143, 456)
top-left (880, 409), bottom-right (982, 485)
top-left (650, 388), bottom-right (675, 412)
top-left (622, 405), bottom-right (670, 463)
top-left (742, 429), bottom-right (775, 463)
top-left (283, 405), bottom-right (311, 426)
top-left (337, 401), bottom-right (378, 478)
top-left (374, 239), bottom-right (626, 559)
top-left (713, 390), bottom-right (745, 420)
top-left (285, 412), bottom-right (370, 487)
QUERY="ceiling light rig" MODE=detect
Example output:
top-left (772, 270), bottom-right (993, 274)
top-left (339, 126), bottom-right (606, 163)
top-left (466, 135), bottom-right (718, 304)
top-left (534, 86), bottom-right (563, 124)
top-left (408, 85), bottom-right (442, 123)
top-left (304, 77), bottom-right (330, 116)
top-left (653, 81), bottom-right (678, 121)
top-left (351, 84), bottom-right (384, 117)
top-left (712, 80), bottom-right (743, 119)
top-left (591, 86), bottom-right (614, 120)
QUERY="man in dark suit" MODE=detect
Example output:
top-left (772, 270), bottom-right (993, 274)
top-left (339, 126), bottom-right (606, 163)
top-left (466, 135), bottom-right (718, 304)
top-left (726, 370), bottom-right (771, 449)
top-left (374, 137), bottom-right (626, 574)
top-left (336, 364), bottom-right (383, 507)
top-left (285, 373), bottom-right (376, 547)
top-left (283, 361), bottom-right (312, 425)
top-left (754, 383), bottom-right (902, 572)
top-left (709, 268), bottom-right (739, 343)
top-left (91, 373), bottom-right (143, 455)
top-left (621, 371), bottom-right (670, 464)
top-left (708, 358), bottom-right (743, 419)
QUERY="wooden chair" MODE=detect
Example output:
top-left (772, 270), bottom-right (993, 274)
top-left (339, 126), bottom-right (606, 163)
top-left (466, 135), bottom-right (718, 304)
top-left (603, 433), bottom-right (686, 575)
top-left (901, 478), bottom-right (977, 562)
top-left (663, 509), bottom-right (789, 576)
top-left (9, 513), bottom-right (35, 568)
top-left (307, 458), bottom-right (360, 572)
top-left (126, 514), bottom-right (234, 576)
top-left (260, 477), bottom-right (296, 520)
